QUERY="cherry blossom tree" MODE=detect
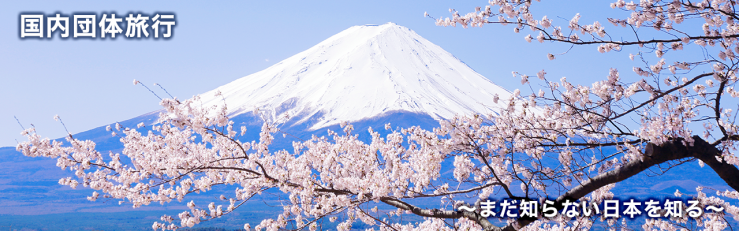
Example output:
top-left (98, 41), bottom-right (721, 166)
top-left (14, 0), bottom-right (739, 230)
top-left (425, 0), bottom-right (739, 230)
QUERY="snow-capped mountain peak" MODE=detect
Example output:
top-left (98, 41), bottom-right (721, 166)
top-left (200, 22), bottom-right (511, 129)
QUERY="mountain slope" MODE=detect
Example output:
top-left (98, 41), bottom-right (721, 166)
top-left (198, 22), bottom-right (511, 129)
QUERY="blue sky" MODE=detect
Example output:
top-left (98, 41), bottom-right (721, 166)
top-left (1, 1), bottom-right (655, 147)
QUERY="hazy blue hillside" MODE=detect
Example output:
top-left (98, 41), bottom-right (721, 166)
top-left (2, 110), bottom-right (737, 230)
top-left (0, 110), bottom-right (443, 230)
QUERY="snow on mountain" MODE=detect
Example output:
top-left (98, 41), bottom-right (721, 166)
top-left (199, 22), bottom-right (511, 129)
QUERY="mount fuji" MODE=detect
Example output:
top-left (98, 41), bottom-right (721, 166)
top-left (0, 22), bottom-right (512, 226)
top-left (198, 22), bottom-right (510, 130)
top-left (0, 22), bottom-right (735, 230)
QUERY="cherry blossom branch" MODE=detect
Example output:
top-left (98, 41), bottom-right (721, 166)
top-left (379, 197), bottom-right (499, 230)
top-left (501, 136), bottom-right (739, 231)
